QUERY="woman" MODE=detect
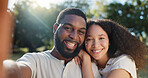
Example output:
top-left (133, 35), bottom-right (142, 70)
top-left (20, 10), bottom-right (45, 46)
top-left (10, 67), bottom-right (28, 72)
top-left (75, 19), bottom-right (147, 78)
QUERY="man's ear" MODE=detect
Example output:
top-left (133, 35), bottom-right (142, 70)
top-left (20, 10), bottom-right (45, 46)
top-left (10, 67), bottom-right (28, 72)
top-left (53, 23), bottom-right (58, 33)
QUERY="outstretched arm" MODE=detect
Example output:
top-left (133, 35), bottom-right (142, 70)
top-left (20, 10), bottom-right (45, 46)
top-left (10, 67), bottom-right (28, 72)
top-left (3, 60), bottom-right (32, 78)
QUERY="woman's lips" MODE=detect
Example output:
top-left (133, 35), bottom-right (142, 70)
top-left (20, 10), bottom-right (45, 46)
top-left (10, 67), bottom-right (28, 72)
top-left (91, 49), bottom-right (103, 54)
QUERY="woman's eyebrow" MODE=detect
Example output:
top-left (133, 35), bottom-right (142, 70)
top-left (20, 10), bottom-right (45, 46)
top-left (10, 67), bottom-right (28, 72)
top-left (86, 35), bottom-right (92, 37)
top-left (98, 34), bottom-right (106, 36)
top-left (86, 34), bottom-right (106, 37)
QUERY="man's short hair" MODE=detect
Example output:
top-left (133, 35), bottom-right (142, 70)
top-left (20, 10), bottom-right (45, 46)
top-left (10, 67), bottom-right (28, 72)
top-left (56, 8), bottom-right (87, 24)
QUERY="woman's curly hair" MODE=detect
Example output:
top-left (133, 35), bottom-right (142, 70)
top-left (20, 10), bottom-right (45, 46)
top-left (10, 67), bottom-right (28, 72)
top-left (87, 19), bottom-right (148, 69)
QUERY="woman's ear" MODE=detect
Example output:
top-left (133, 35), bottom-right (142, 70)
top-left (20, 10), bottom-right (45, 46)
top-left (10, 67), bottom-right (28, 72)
top-left (53, 23), bottom-right (58, 33)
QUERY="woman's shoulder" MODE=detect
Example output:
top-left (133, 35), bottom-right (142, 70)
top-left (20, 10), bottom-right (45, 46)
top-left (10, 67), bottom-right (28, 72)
top-left (111, 54), bottom-right (134, 64)
top-left (105, 54), bottom-right (137, 78)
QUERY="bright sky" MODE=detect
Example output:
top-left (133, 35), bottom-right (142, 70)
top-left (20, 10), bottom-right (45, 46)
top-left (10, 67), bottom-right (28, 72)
top-left (8, 0), bottom-right (16, 10)
top-left (8, 0), bottom-right (126, 10)
top-left (8, 0), bottom-right (65, 10)
top-left (31, 0), bottom-right (65, 9)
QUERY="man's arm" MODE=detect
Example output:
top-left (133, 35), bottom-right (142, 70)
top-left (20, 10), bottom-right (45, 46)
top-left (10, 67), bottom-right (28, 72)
top-left (3, 60), bottom-right (32, 78)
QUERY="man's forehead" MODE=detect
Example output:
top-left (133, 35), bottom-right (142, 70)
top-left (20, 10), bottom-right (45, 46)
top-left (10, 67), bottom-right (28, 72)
top-left (63, 15), bottom-right (85, 21)
top-left (60, 15), bottom-right (86, 27)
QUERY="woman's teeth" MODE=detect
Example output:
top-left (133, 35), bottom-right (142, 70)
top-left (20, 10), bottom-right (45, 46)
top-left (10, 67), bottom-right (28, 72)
top-left (92, 50), bottom-right (101, 53)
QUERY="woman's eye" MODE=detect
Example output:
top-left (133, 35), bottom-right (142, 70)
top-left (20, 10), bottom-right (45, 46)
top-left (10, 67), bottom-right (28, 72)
top-left (86, 38), bottom-right (92, 41)
top-left (99, 37), bottom-right (105, 40)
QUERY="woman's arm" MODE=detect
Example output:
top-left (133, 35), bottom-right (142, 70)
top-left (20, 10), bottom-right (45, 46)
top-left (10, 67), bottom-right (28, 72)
top-left (75, 50), bottom-right (95, 78)
top-left (107, 69), bottom-right (131, 78)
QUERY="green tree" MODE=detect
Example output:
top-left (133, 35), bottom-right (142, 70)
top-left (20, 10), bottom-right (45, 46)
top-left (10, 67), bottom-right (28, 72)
top-left (13, 0), bottom-right (90, 52)
top-left (105, 0), bottom-right (148, 43)
top-left (13, 0), bottom-right (54, 52)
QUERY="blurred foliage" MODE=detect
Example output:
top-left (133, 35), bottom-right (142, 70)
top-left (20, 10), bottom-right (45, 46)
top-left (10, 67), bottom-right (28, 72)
top-left (86, 0), bottom-right (108, 19)
top-left (105, 0), bottom-right (148, 43)
top-left (11, 0), bottom-right (148, 77)
top-left (13, 0), bottom-right (89, 52)
top-left (12, 0), bottom-right (147, 53)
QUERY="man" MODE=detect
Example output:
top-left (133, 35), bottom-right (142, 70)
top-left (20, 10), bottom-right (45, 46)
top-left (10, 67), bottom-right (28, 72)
top-left (3, 8), bottom-right (100, 78)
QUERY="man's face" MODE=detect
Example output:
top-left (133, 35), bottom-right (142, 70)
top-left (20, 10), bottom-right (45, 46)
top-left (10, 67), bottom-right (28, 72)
top-left (55, 15), bottom-right (86, 58)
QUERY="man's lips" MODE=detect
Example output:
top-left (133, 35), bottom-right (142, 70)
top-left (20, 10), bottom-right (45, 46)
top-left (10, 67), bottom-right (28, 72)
top-left (64, 41), bottom-right (77, 50)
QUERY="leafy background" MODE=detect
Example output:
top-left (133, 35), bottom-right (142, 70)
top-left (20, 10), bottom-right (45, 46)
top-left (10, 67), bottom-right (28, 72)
top-left (9, 0), bottom-right (148, 78)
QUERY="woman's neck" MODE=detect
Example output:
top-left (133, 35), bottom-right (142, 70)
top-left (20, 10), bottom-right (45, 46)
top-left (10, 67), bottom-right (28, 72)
top-left (96, 55), bottom-right (109, 69)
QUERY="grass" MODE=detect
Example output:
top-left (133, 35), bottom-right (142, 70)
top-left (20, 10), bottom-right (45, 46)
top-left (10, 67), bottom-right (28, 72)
top-left (11, 52), bottom-right (148, 78)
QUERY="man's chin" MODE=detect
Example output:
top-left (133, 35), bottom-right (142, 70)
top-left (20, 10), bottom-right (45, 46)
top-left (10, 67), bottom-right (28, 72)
top-left (55, 33), bottom-right (82, 59)
top-left (64, 49), bottom-right (75, 54)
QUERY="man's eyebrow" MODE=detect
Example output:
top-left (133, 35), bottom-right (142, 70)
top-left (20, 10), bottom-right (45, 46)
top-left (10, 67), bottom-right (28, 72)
top-left (63, 23), bottom-right (73, 26)
top-left (63, 23), bottom-right (86, 30)
top-left (80, 27), bottom-right (86, 30)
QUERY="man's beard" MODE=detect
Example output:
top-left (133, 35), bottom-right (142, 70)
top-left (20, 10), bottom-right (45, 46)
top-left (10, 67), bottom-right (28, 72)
top-left (54, 32), bottom-right (83, 59)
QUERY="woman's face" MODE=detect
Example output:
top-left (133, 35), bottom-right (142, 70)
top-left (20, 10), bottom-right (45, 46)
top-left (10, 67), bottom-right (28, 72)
top-left (85, 24), bottom-right (109, 60)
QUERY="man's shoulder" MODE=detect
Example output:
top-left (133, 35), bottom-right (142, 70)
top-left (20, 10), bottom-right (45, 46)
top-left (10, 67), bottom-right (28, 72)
top-left (19, 50), bottom-right (52, 60)
top-left (27, 50), bottom-right (50, 55)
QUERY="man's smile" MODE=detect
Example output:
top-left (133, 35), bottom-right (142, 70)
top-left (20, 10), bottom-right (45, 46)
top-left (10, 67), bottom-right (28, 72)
top-left (64, 41), bottom-right (77, 50)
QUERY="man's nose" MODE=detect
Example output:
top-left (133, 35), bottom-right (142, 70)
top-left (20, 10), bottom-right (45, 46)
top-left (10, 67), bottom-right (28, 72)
top-left (69, 31), bottom-right (78, 40)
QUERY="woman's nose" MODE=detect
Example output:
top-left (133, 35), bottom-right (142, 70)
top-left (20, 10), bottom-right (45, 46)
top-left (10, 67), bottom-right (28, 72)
top-left (92, 40), bottom-right (101, 48)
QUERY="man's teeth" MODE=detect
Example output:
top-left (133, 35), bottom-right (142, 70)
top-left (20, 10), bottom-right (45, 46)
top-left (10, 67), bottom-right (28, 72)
top-left (67, 42), bottom-right (75, 46)
top-left (92, 50), bottom-right (101, 53)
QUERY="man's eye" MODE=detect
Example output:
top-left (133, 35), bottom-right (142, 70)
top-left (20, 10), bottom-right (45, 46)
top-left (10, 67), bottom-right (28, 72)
top-left (79, 31), bottom-right (85, 35)
top-left (64, 27), bottom-right (71, 31)
top-left (64, 27), bottom-right (70, 29)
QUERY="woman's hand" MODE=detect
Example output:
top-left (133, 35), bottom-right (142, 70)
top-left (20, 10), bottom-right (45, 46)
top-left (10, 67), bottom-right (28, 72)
top-left (75, 50), bottom-right (95, 78)
top-left (74, 56), bottom-right (81, 68)
top-left (74, 49), bottom-right (91, 68)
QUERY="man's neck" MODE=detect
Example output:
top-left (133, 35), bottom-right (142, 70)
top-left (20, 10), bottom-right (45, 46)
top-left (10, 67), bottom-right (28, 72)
top-left (50, 47), bottom-right (72, 65)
